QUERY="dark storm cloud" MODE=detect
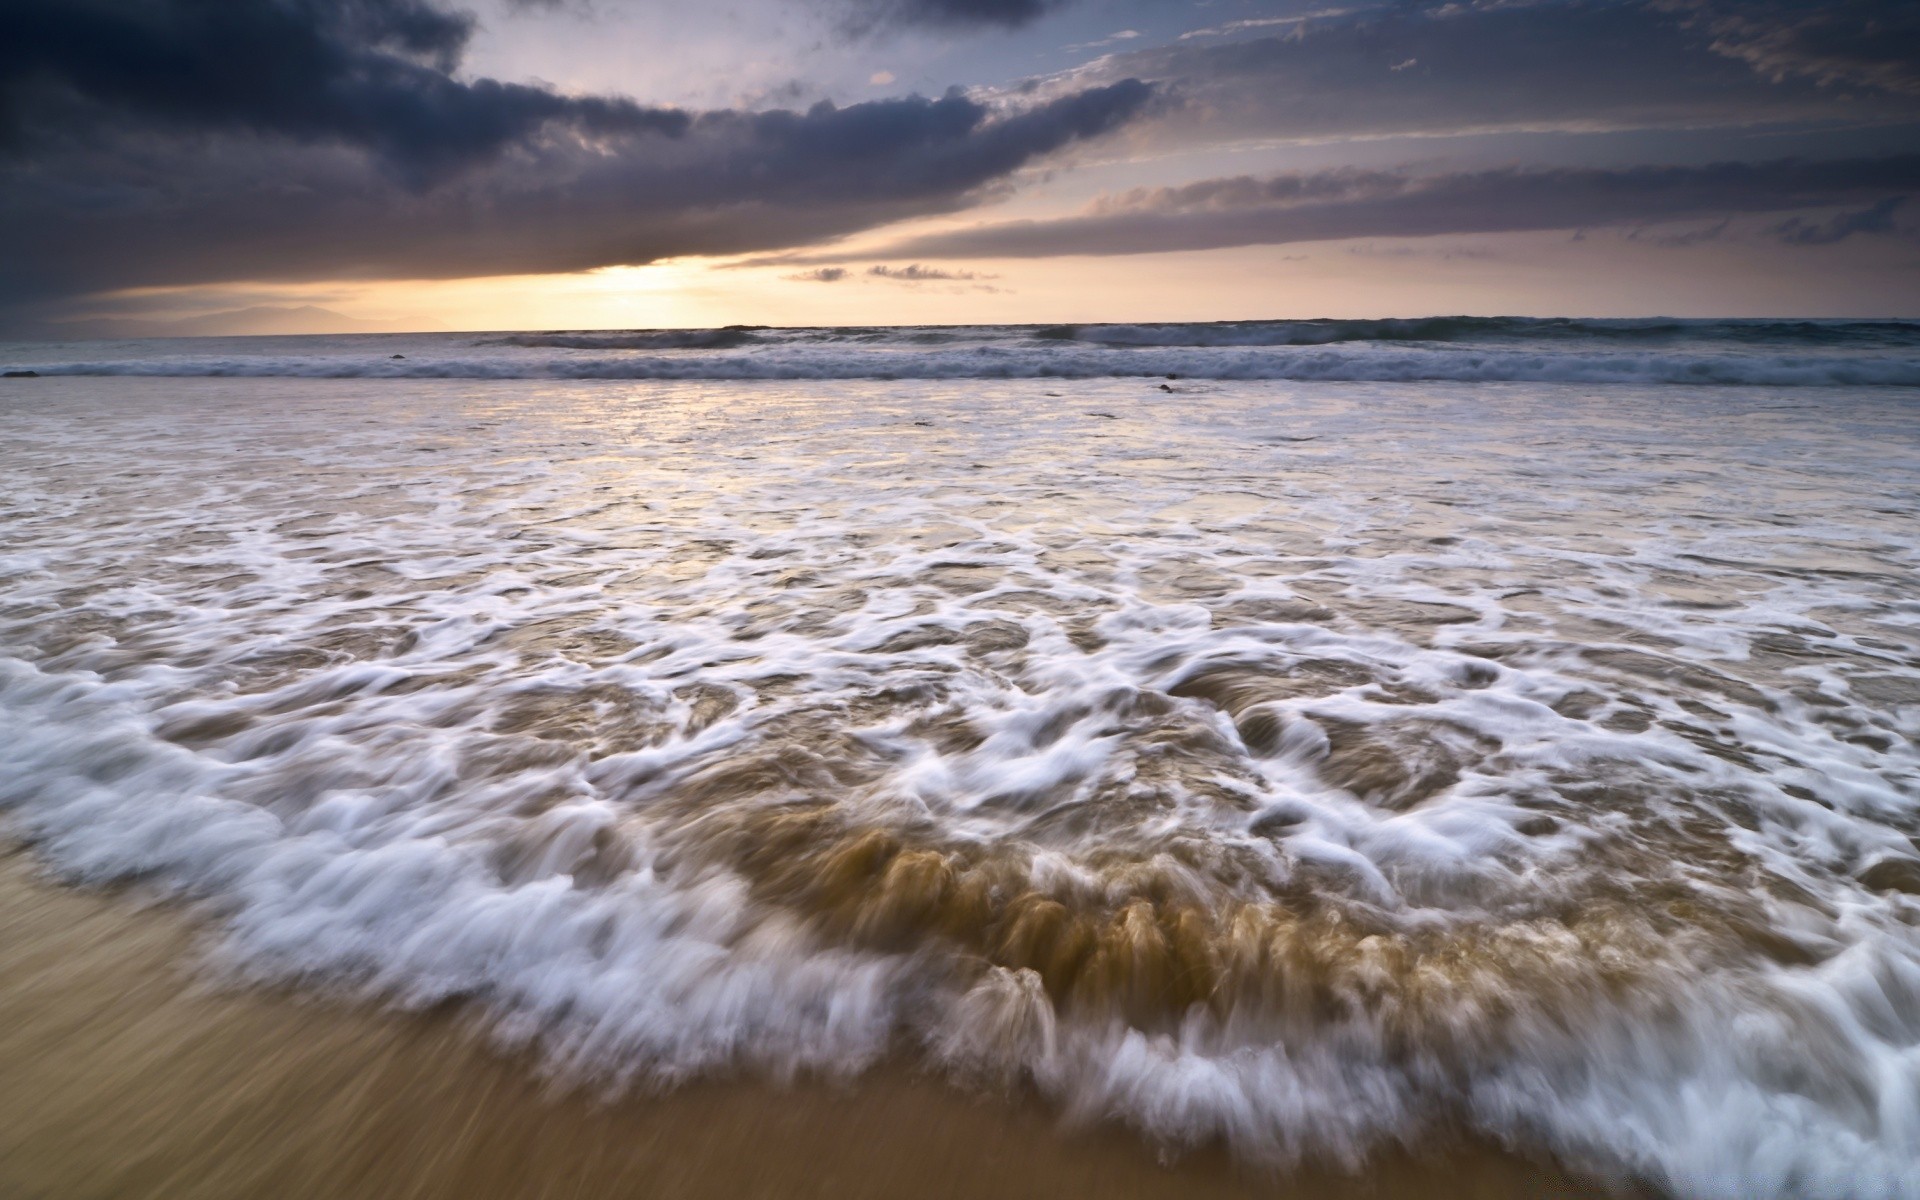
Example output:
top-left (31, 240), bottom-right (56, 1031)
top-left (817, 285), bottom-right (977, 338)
top-left (510, 0), bottom-right (1071, 31)
top-left (1046, 0), bottom-right (1920, 142)
top-left (0, 0), bottom-right (1151, 311)
top-left (869, 0), bottom-right (1065, 29)
top-left (1671, 0), bottom-right (1920, 96)
top-left (1769, 196), bottom-right (1908, 245)
top-left (0, 0), bottom-right (687, 178)
top-left (870, 154), bottom-right (1920, 258)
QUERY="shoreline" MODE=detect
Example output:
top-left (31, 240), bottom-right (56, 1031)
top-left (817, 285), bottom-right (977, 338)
top-left (0, 847), bottom-right (1628, 1200)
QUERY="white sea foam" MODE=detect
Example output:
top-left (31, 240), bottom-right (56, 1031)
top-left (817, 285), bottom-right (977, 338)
top-left (2, 375), bottom-right (1918, 1196)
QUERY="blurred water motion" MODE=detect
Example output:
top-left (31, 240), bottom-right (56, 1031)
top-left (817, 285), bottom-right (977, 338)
top-left (1, 373), bottom-right (1916, 1197)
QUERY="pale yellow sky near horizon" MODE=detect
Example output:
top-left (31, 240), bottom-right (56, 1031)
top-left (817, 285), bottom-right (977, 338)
top-left (90, 222), bottom-right (1920, 335)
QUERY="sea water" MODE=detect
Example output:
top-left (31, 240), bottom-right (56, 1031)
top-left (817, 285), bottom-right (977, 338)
top-left (2, 322), bottom-right (1918, 1197)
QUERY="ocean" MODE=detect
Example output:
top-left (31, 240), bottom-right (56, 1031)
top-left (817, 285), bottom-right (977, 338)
top-left (2, 319), bottom-right (1918, 1198)
top-left (6, 317), bottom-right (1920, 385)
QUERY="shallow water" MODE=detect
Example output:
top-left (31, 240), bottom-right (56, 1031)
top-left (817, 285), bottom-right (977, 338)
top-left (2, 375), bottom-right (1918, 1197)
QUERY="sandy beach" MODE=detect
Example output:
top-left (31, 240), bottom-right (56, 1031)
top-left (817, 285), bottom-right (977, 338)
top-left (0, 848), bottom-right (1616, 1200)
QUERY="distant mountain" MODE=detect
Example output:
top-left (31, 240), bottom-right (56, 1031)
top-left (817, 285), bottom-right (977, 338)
top-left (35, 305), bottom-right (430, 339)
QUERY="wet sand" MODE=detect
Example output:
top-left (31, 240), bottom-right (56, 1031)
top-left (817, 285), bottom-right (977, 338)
top-left (0, 848), bottom-right (1614, 1200)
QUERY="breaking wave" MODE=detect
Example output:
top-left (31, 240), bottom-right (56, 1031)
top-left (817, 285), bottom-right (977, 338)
top-left (1033, 317), bottom-right (1920, 348)
top-left (480, 328), bottom-right (764, 351)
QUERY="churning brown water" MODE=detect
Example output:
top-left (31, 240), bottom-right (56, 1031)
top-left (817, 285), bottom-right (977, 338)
top-left (1, 371), bottom-right (1917, 1198)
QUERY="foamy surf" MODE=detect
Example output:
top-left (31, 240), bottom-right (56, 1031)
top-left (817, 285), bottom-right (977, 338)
top-left (2, 372), bottom-right (1917, 1198)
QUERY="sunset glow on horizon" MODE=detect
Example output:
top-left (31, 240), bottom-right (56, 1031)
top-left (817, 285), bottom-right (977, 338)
top-left (5, 1), bottom-right (1916, 337)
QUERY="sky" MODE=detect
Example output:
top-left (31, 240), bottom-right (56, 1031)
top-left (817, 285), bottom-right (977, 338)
top-left (2, 0), bottom-right (1918, 333)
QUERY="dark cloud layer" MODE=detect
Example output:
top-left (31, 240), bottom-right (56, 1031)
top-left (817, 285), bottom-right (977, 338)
top-left (1770, 196), bottom-right (1908, 245)
top-left (0, 0), bottom-right (687, 178)
top-left (1049, 0), bottom-right (1920, 143)
top-left (1673, 0), bottom-right (1920, 96)
top-left (873, 0), bottom-right (1065, 29)
top-left (0, 0), bottom-right (1150, 312)
top-left (4, 0), bottom-right (1915, 321)
top-left (516, 0), bottom-right (1069, 32)
top-left (873, 155), bottom-right (1920, 258)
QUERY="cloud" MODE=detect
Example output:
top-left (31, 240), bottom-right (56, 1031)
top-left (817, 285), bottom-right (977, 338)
top-left (849, 0), bottom-right (1067, 32)
top-left (1667, 0), bottom-right (1920, 96)
top-left (867, 263), bottom-right (995, 280)
top-left (1628, 217), bottom-right (1733, 247)
top-left (787, 263), bottom-right (998, 283)
top-left (1178, 10), bottom-right (1356, 41)
top-left (1768, 196), bottom-right (1908, 244)
top-left (1035, 0), bottom-right (1920, 145)
top-left (1068, 29), bottom-right (1143, 51)
top-left (1345, 242), bottom-right (1502, 261)
top-left (863, 154), bottom-right (1920, 258)
top-left (0, 0), bottom-right (1153, 311)
top-left (0, 0), bottom-right (687, 181)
